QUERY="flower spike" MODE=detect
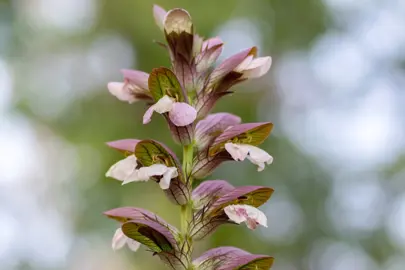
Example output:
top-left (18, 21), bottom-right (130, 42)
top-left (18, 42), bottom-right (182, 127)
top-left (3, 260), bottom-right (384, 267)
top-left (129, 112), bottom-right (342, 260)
top-left (104, 5), bottom-right (275, 269)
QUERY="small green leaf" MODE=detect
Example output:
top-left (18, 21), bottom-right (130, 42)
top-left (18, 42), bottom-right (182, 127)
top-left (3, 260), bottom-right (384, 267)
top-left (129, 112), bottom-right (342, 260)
top-left (148, 67), bottom-right (183, 101)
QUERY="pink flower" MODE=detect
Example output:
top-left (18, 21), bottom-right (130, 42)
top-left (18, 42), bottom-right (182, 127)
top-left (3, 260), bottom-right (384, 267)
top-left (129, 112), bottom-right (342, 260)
top-left (107, 69), bottom-right (151, 103)
top-left (208, 47), bottom-right (272, 87)
top-left (234, 55), bottom-right (272, 79)
top-left (224, 204), bottom-right (267, 230)
top-left (143, 95), bottom-right (197, 127)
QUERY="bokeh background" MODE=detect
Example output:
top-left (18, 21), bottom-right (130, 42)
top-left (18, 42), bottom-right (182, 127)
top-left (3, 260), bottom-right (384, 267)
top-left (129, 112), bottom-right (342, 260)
top-left (1, 0), bottom-right (405, 269)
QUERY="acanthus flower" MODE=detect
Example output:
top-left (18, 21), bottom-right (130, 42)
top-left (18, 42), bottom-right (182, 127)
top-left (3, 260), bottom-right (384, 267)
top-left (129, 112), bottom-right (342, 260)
top-left (105, 139), bottom-right (186, 195)
top-left (145, 67), bottom-right (197, 127)
top-left (192, 122), bottom-right (274, 179)
top-left (106, 154), bottom-right (178, 189)
top-left (104, 207), bottom-right (187, 268)
top-left (143, 94), bottom-right (197, 127)
top-left (108, 69), bottom-right (151, 103)
top-left (234, 54), bottom-right (272, 79)
top-left (224, 204), bottom-right (267, 230)
top-left (189, 184), bottom-right (273, 240)
top-left (194, 47), bottom-right (272, 119)
top-left (209, 47), bottom-right (272, 89)
top-left (224, 143), bottom-right (273, 171)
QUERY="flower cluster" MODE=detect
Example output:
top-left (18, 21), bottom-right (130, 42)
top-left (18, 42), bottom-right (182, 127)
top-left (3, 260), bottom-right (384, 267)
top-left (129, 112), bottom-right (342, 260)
top-left (104, 5), bottom-right (275, 269)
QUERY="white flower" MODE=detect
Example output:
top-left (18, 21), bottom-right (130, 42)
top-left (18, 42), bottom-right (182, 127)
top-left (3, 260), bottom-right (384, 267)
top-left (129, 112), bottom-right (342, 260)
top-left (106, 155), bottom-right (139, 182)
top-left (108, 82), bottom-right (138, 104)
top-left (234, 56), bottom-right (272, 79)
top-left (112, 227), bottom-right (141, 252)
top-left (224, 204), bottom-right (267, 230)
top-left (105, 155), bottom-right (178, 189)
top-left (107, 69), bottom-right (150, 103)
top-left (224, 143), bottom-right (273, 171)
top-left (160, 166), bottom-right (179, 189)
top-left (143, 95), bottom-right (197, 127)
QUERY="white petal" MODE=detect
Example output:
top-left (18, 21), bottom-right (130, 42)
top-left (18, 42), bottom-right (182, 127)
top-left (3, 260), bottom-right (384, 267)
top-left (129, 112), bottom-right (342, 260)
top-left (159, 167), bottom-right (178, 190)
top-left (225, 204), bottom-right (267, 229)
top-left (224, 143), bottom-right (249, 161)
top-left (225, 143), bottom-right (272, 171)
top-left (246, 218), bottom-right (259, 230)
top-left (144, 164), bottom-right (169, 177)
top-left (122, 163), bottom-right (167, 185)
top-left (112, 228), bottom-right (127, 251)
top-left (108, 82), bottom-right (137, 103)
top-left (245, 204), bottom-right (268, 227)
top-left (143, 95), bottom-right (175, 124)
top-left (234, 55), bottom-right (254, 72)
top-left (242, 144), bottom-right (273, 172)
top-left (242, 56), bottom-right (272, 79)
top-left (121, 171), bottom-right (147, 185)
top-left (224, 205), bottom-right (247, 224)
top-left (126, 238), bottom-right (141, 252)
top-left (143, 105), bottom-right (155, 124)
top-left (154, 95), bottom-right (175, 114)
top-left (168, 102), bottom-right (197, 126)
top-left (106, 155), bottom-right (138, 182)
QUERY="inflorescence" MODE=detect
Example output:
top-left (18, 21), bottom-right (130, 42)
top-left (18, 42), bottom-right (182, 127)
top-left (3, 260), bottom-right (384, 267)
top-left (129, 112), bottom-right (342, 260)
top-left (104, 5), bottom-right (275, 270)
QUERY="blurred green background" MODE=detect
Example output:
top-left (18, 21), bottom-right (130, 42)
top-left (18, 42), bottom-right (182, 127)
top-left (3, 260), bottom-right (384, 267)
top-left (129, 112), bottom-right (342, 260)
top-left (1, 0), bottom-right (405, 269)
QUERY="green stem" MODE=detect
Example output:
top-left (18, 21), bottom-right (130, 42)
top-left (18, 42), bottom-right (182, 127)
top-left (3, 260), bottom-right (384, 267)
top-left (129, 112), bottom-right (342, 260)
top-left (181, 144), bottom-right (194, 268)
top-left (180, 204), bottom-right (191, 235)
top-left (182, 144), bottom-right (194, 177)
